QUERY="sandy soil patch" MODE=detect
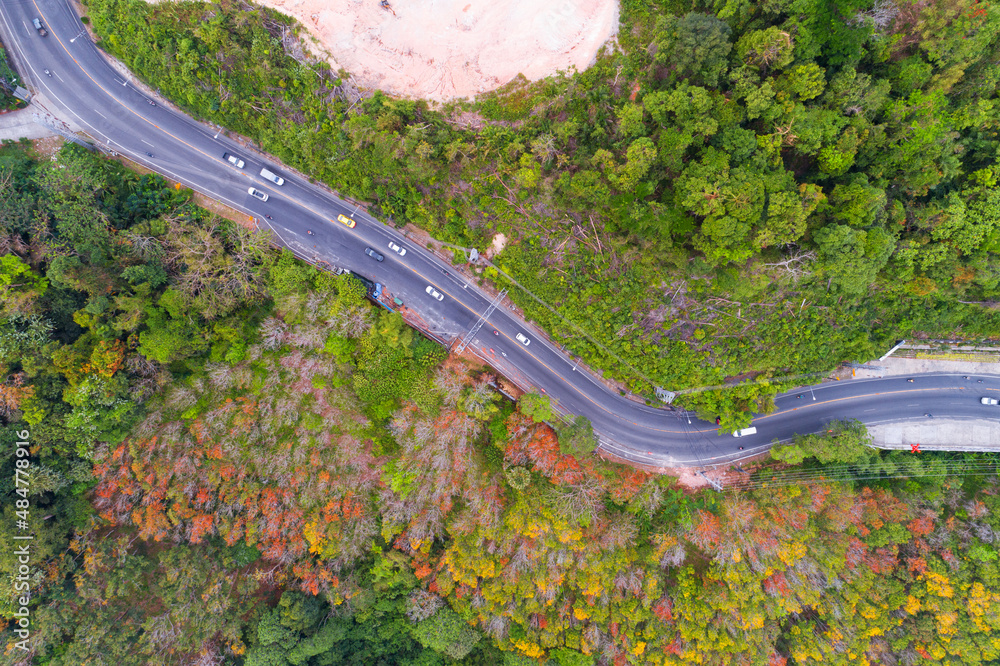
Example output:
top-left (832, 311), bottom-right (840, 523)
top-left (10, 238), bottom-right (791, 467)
top-left (30, 135), bottom-right (65, 160)
top-left (252, 0), bottom-right (618, 100)
top-left (489, 232), bottom-right (506, 257)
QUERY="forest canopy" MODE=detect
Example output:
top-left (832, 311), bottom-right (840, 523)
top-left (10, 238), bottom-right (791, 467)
top-left (3, 0), bottom-right (1000, 662)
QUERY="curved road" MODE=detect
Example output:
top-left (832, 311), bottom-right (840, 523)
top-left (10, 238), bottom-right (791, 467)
top-left (3, 2), bottom-right (999, 467)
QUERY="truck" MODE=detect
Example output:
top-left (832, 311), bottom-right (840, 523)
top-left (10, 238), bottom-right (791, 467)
top-left (259, 166), bottom-right (284, 186)
top-left (223, 152), bottom-right (245, 169)
top-left (32, 18), bottom-right (47, 37)
top-left (349, 272), bottom-right (383, 302)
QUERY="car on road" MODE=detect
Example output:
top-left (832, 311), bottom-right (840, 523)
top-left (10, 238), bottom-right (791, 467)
top-left (388, 241), bottom-right (406, 256)
top-left (981, 397), bottom-right (998, 405)
top-left (425, 285), bottom-right (444, 301)
top-left (260, 167), bottom-right (284, 185)
top-left (223, 152), bottom-right (245, 168)
top-left (364, 247), bottom-right (384, 262)
top-left (247, 187), bottom-right (268, 202)
top-left (733, 427), bottom-right (757, 438)
top-left (516, 333), bottom-right (530, 346)
top-left (33, 18), bottom-right (47, 36)
top-left (336, 214), bottom-right (356, 228)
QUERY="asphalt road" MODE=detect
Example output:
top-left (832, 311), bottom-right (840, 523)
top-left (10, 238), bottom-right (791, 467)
top-left (3, 2), bottom-right (998, 467)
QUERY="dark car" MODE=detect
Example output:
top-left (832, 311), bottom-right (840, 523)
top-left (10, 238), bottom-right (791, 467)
top-left (364, 247), bottom-right (384, 262)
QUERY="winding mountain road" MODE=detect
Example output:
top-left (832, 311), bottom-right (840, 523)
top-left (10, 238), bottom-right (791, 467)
top-left (3, 1), bottom-right (998, 467)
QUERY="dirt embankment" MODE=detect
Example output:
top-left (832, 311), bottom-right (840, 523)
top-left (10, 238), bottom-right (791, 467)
top-left (146, 0), bottom-right (620, 101)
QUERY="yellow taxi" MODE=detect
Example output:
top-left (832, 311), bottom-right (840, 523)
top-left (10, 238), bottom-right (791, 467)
top-left (337, 214), bottom-right (356, 228)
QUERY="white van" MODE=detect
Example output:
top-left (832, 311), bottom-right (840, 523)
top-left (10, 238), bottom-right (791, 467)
top-left (260, 167), bottom-right (284, 186)
top-left (732, 427), bottom-right (757, 438)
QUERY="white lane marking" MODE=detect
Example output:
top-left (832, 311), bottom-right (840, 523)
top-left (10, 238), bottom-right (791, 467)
top-left (141, 139), bottom-right (154, 146)
top-left (93, 109), bottom-right (107, 120)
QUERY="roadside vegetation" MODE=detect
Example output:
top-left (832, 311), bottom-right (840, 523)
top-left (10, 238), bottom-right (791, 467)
top-left (79, 0), bottom-right (1000, 428)
top-left (3, 133), bottom-right (1000, 665)
top-left (0, 44), bottom-right (27, 111)
top-left (3, 0), bottom-right (1000, 661)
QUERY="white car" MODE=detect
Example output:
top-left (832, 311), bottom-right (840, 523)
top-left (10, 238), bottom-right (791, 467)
top-left (981, 397), bottom-right (998, 405)
top-left (388, 241), bottom-right (406, 256)
top-left (247, 187), bottom-right (268, 202)
top-left (515, 333), bottom-right (530, 346)
top-left (733, 427), bottom-right (757, 438)
top-left (425, 285), bottom-right (444, 301)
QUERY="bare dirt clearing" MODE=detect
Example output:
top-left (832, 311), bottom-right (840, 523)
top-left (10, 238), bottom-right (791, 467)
top-left (249, 0), bottom-right (618, 100)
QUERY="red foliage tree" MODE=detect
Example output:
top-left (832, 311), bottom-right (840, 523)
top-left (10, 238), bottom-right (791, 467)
top-left (688, 510), bottom-right (723, 551)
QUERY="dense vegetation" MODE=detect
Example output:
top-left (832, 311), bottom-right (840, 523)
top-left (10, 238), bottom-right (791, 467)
top-left (3, 141), bottom-right (1000, 666)
top-left (79, 0), bottom-right (1000, 425)
top-left (4, 0), bottom-right (1000, 662)
top-left (0, 44), bottom-right (26, 111)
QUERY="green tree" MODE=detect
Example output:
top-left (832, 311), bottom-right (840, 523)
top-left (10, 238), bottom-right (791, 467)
top-left (519, 391), bottom-right (555, 423)
top-left (644, 83), bottom-right (718, 137)
top-left (814, 224), bottom-right (895, 294)
top-left (827, 176), bottom-right (887, 227)
top-left (736, 27), bottom-right (795, 71)
top-left (505, 466), bottom-right (532, 491)
top-left (459, 381), bottom-right (500, 421)
top-left (613, 138), bottom-right (657, 194)
top-left (615, 104), bottom-right (646, 138)
top-left (410, 606), bottom-right (482, 660)
top-left (550, 647), bottom-right (596, 666)
top-left (121, 262), bottom-right (168, 288)
top-left (46, 255), bottom-right (116, 297)
top-left (137, 303), bottom-right (208, 363)
top-left (323, 333), bottom-right (357, 363)
top-left (929, 169), bottom-right (1000, 256)
top-left (780, 62), bottom-right (827, 101)
top-left (0, 254), bottom-right (48, 314)
top-left (558, 415), bottom-right (597, 458)
top-left (771, 418), bottom-right (874, 464)
top-left (654, 13), bottom-right (733, 88)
